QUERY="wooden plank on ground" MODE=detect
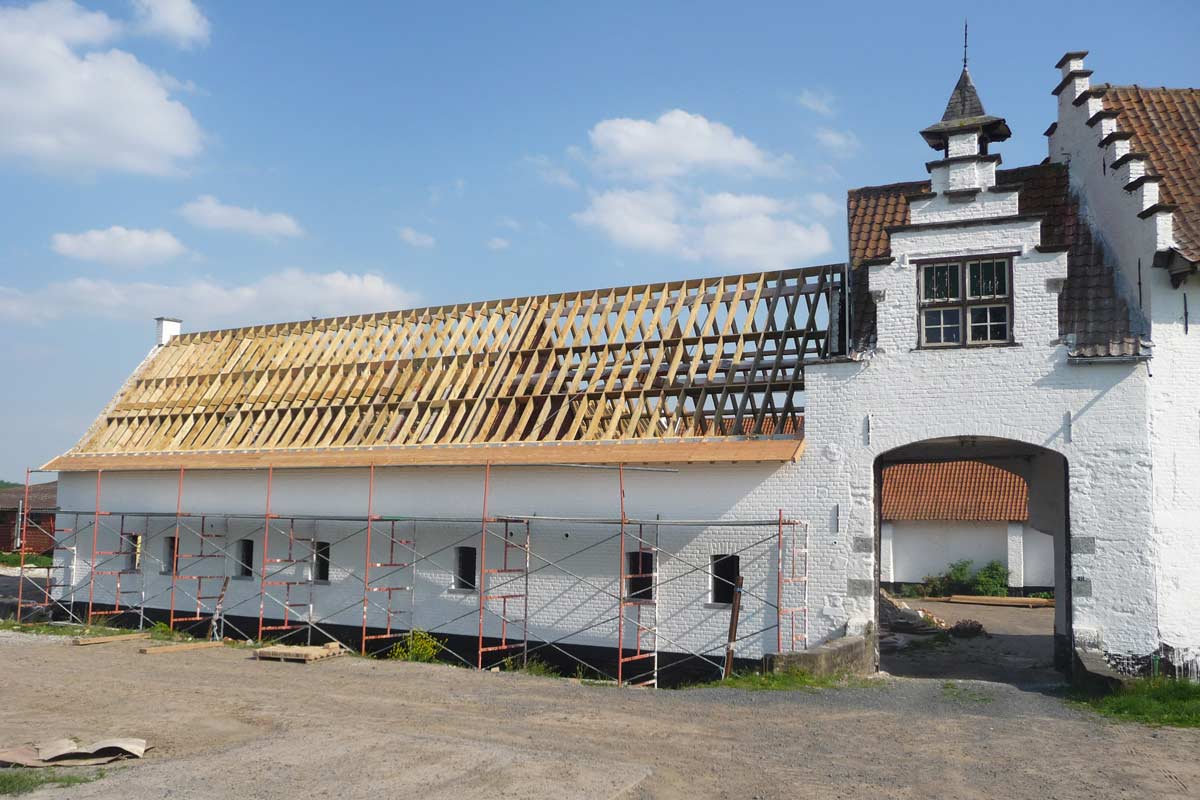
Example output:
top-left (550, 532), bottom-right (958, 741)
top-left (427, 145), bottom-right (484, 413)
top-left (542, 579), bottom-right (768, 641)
top-left (72, 632), bottom-right (151, 646)
top-left (947, 595), bottom-right (1054, 608)
top-left (138, 640), bottom-right (225, 655)
top-left (254, 642), bottom-right (345, 664)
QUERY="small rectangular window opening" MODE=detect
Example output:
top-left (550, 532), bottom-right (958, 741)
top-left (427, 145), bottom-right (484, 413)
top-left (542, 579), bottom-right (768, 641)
top-left (126, 533), bottom-right (143, 572)
top-left (161, 536), bottom-right (178, 574)
top-left (237, 539), bottom-right (254, 578)
top-left (710, 554), bottom-right (740, 605)
top-left (625, 551), bottom-right (654, 602)
top-left (454, 546), bottom-right (477, 591)
top-left (314, 541), bottom-right (330, 582)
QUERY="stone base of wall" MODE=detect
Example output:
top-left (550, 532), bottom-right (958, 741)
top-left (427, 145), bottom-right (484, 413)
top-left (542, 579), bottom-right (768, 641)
top-left (1073, 647), bottom-right (1135, 693)
top-left (762, 626), bottom-right (876, 676)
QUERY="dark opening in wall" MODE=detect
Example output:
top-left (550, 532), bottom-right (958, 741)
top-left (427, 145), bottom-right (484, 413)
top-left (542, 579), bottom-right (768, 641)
top-left (626, 550), bottom-right (654, 601)
top-left (454, 546), bottom-right (477, 591)
top-left (710, 554), bottom-right (740, 605)
top-left (237, 539), bottom-right (254, 578)
top-left (162, 536), bottom-right (177, 574)
top-left (314, 541), bottom-right (330, 582)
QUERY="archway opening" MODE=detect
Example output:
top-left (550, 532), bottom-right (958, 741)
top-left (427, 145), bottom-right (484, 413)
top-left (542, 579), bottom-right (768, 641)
top-left (874, 437), bottom-right (1070, 686)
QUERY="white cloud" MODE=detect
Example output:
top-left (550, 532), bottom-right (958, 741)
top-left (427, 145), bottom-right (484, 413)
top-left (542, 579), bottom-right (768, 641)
top-left (698, 215), bottom-right (831, 271)
top-left (814, 127), bottom-right (860, 157)
top-left (486, 237), bottom-right (510, 251)
top-left (399, 226), bottom-right (436, 248)
top-left (805, 192), bottom-right (840, 217)
top-left (795, 88), bottom-right (835, 116)
top-left (0, 268), bottom-right (418, 325)
top-left (572, 189), bottom-right (683, 253)
top-left (0, 0), bottom-right (204, 175)
top-left (496, 216), bottom-right (521, 231)
top-left (574, 189), bottom-right (831, 270)
top-left (180, 195), bottom-right (304, 239)
top-left (698, 192), bottom-right (787, 220)
top-left (51, 226), bottom-right (187, 267)
top-left (132, 0), bottom-right (210, 49)
top-left (2, 0), bottom-right (121, 45)
top-left (524, 154), bottom-right (578, 189)
top-left (588, 109), bottom-right (783, 181)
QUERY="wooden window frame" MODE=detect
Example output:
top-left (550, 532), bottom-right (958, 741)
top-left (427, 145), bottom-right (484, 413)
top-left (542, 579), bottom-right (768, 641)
top-left (917, 256), bottom-right (1013, 349)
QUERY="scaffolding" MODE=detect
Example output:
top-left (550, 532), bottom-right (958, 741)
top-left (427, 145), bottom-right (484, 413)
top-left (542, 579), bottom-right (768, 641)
top-left (14, 462), bottom-right (810, 686)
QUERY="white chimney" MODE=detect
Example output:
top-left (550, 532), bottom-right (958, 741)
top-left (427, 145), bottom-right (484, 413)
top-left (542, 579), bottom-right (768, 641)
top-left (155, 316), bottom-right (182, 346)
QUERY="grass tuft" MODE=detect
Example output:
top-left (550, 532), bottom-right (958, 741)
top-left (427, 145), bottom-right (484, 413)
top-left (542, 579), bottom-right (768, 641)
top-left (1073, 678), bottom-right (1200, 728)
top-left (691, 667), bottom-right (875, 692)
top-left (0, 552), bottom-right (53, 569)
top-left (0, 618), bottom-right (127, 639)
top-left (0, 767), bottom-right (105, 796)
top-left (941, 681), bottom-right (994, 704)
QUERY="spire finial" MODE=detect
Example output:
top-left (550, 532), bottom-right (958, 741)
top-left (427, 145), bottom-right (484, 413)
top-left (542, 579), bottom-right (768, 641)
top-left (963, 19), bottom-right (969, 70)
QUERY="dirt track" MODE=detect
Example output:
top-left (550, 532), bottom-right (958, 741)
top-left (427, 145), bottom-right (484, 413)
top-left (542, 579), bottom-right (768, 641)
top-left (1, 633), bottom-right (1197, 799)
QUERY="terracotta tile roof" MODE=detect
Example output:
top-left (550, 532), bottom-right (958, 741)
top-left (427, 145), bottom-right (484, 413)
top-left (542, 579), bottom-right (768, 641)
top-left (881, 461), bottom-right (1027, 522)
top-left (1101, 85), bottom-right (1200, 264)
top-left (0, 481), bottom-right (57, 510)
top-left (846, 163), bottom-right (1151, 358)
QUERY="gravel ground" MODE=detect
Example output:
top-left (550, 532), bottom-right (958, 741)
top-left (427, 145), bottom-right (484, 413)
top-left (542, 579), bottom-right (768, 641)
top-left (883, 599), bottom-right (1061, 685)
top-left (0, 636), bottom-right (1197, 799)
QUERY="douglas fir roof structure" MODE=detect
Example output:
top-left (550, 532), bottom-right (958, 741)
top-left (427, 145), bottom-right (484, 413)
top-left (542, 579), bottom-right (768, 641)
top-left (45, 266), bottom-right (845, 471)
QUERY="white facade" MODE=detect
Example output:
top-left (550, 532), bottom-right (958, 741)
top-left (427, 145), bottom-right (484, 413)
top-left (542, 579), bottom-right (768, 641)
top-left (46, 52), bottom-right (1200, 677)
top-left (880, 520), bottom-right (1053, 589)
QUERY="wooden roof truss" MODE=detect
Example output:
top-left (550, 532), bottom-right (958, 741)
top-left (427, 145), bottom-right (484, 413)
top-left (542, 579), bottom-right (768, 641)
top-left (56, 265), bottom-right (844, 465)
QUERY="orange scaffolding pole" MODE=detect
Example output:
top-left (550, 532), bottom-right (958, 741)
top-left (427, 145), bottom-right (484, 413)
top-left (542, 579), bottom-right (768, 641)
top-left (360, 464), bottom-right (376, 655)
top-left (14, 469), bottom-right (37, 622)
top-left (476, 462), bottom-right (491, 669)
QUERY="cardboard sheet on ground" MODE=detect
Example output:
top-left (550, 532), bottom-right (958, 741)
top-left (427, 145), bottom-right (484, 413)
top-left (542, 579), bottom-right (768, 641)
top-left (0, 737), bottom-right (148, 768)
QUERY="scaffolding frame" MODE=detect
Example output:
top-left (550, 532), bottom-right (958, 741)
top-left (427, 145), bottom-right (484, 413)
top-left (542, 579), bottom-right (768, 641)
top-left (15, 462), bottom-right (809, 685)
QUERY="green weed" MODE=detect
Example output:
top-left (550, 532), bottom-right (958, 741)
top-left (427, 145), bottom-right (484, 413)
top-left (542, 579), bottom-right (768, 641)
top-left (1073, 678), bottom-right (1200, 728)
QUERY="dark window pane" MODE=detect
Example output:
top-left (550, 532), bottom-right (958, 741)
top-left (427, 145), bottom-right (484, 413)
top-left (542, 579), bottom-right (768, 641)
top-left (991, 323), bottom-right (1007, 340)
top-left (970, 307), bottom-right (988, 325)
top-left (923, 266), bottom-right (936, 300)
top-left (947, 266), bottom-right (959, 299)
top-left (995, 264), bottom-right (1007, 296)
top-left (969, 264), bottom-right (980, 297)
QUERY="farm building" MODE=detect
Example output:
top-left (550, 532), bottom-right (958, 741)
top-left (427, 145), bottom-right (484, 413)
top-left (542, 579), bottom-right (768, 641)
top-left (17, 51), bottom-right (1200, 681)
top-left (879, 461), bottom-right (1053, 595)
top-left (0, 481), bottom-right (56, 554)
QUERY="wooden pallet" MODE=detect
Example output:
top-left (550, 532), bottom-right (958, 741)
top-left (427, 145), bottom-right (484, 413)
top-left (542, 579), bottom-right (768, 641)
top-left (254, 642), bottom-right (345, 664)
top-left (947, 595), bottom-right (1054, 608)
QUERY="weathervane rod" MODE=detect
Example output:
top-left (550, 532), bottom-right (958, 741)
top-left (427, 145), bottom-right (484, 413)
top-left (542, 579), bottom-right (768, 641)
top-left (963, 20), bottom-right (969, 69)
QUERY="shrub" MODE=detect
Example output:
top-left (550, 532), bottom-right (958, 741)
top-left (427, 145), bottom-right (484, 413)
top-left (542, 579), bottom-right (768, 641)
top-left (924, 559), bottom-right (974, 596)
top-left (971, 560), bottom-right (1010, 596)
top-left (387, 629), bottom-right (444, 662)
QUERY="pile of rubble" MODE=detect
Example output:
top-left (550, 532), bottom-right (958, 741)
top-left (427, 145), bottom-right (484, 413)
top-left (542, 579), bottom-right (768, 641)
top-left (878, 590), bottom-right (986, 652)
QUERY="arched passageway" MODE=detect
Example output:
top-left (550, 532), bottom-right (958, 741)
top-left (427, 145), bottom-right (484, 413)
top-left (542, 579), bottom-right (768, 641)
top-left (874, 437), bottom-right (1070, 685)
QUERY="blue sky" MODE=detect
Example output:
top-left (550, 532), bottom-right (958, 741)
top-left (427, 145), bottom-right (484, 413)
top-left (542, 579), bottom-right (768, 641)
top-left (0, 0), bottom-right (1197, 481)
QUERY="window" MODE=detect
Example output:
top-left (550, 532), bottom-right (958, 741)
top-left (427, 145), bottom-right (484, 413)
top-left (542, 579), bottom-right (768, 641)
top-left (125, 533), bottom-right (142, 572)
top-left (919, 257), bottom-right (1012, 347)
top-left (453, 546), bottom-right (477, 591)
top-left (236, 539), bottom-right (254, 578)
top-left (313, 541), bottom-right (330, 582)
top-left (709, 554), bottom-right (740, 605)
top-left (161, 536), bottom-right (178, 574)
top-left (625, 551), bottom-right (654, 602)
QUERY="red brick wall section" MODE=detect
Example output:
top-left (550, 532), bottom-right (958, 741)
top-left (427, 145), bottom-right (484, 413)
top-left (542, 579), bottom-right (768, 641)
top-left (0, 510), bottom-right (55, 554)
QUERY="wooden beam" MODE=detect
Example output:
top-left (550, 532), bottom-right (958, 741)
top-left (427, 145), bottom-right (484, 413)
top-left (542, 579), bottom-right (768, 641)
top-left (138, 641), bottom-right (226, 655)
top-left (46, 437), bottom-right (805, 471)
top-left (72, 632), bottom-right (152, 646)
